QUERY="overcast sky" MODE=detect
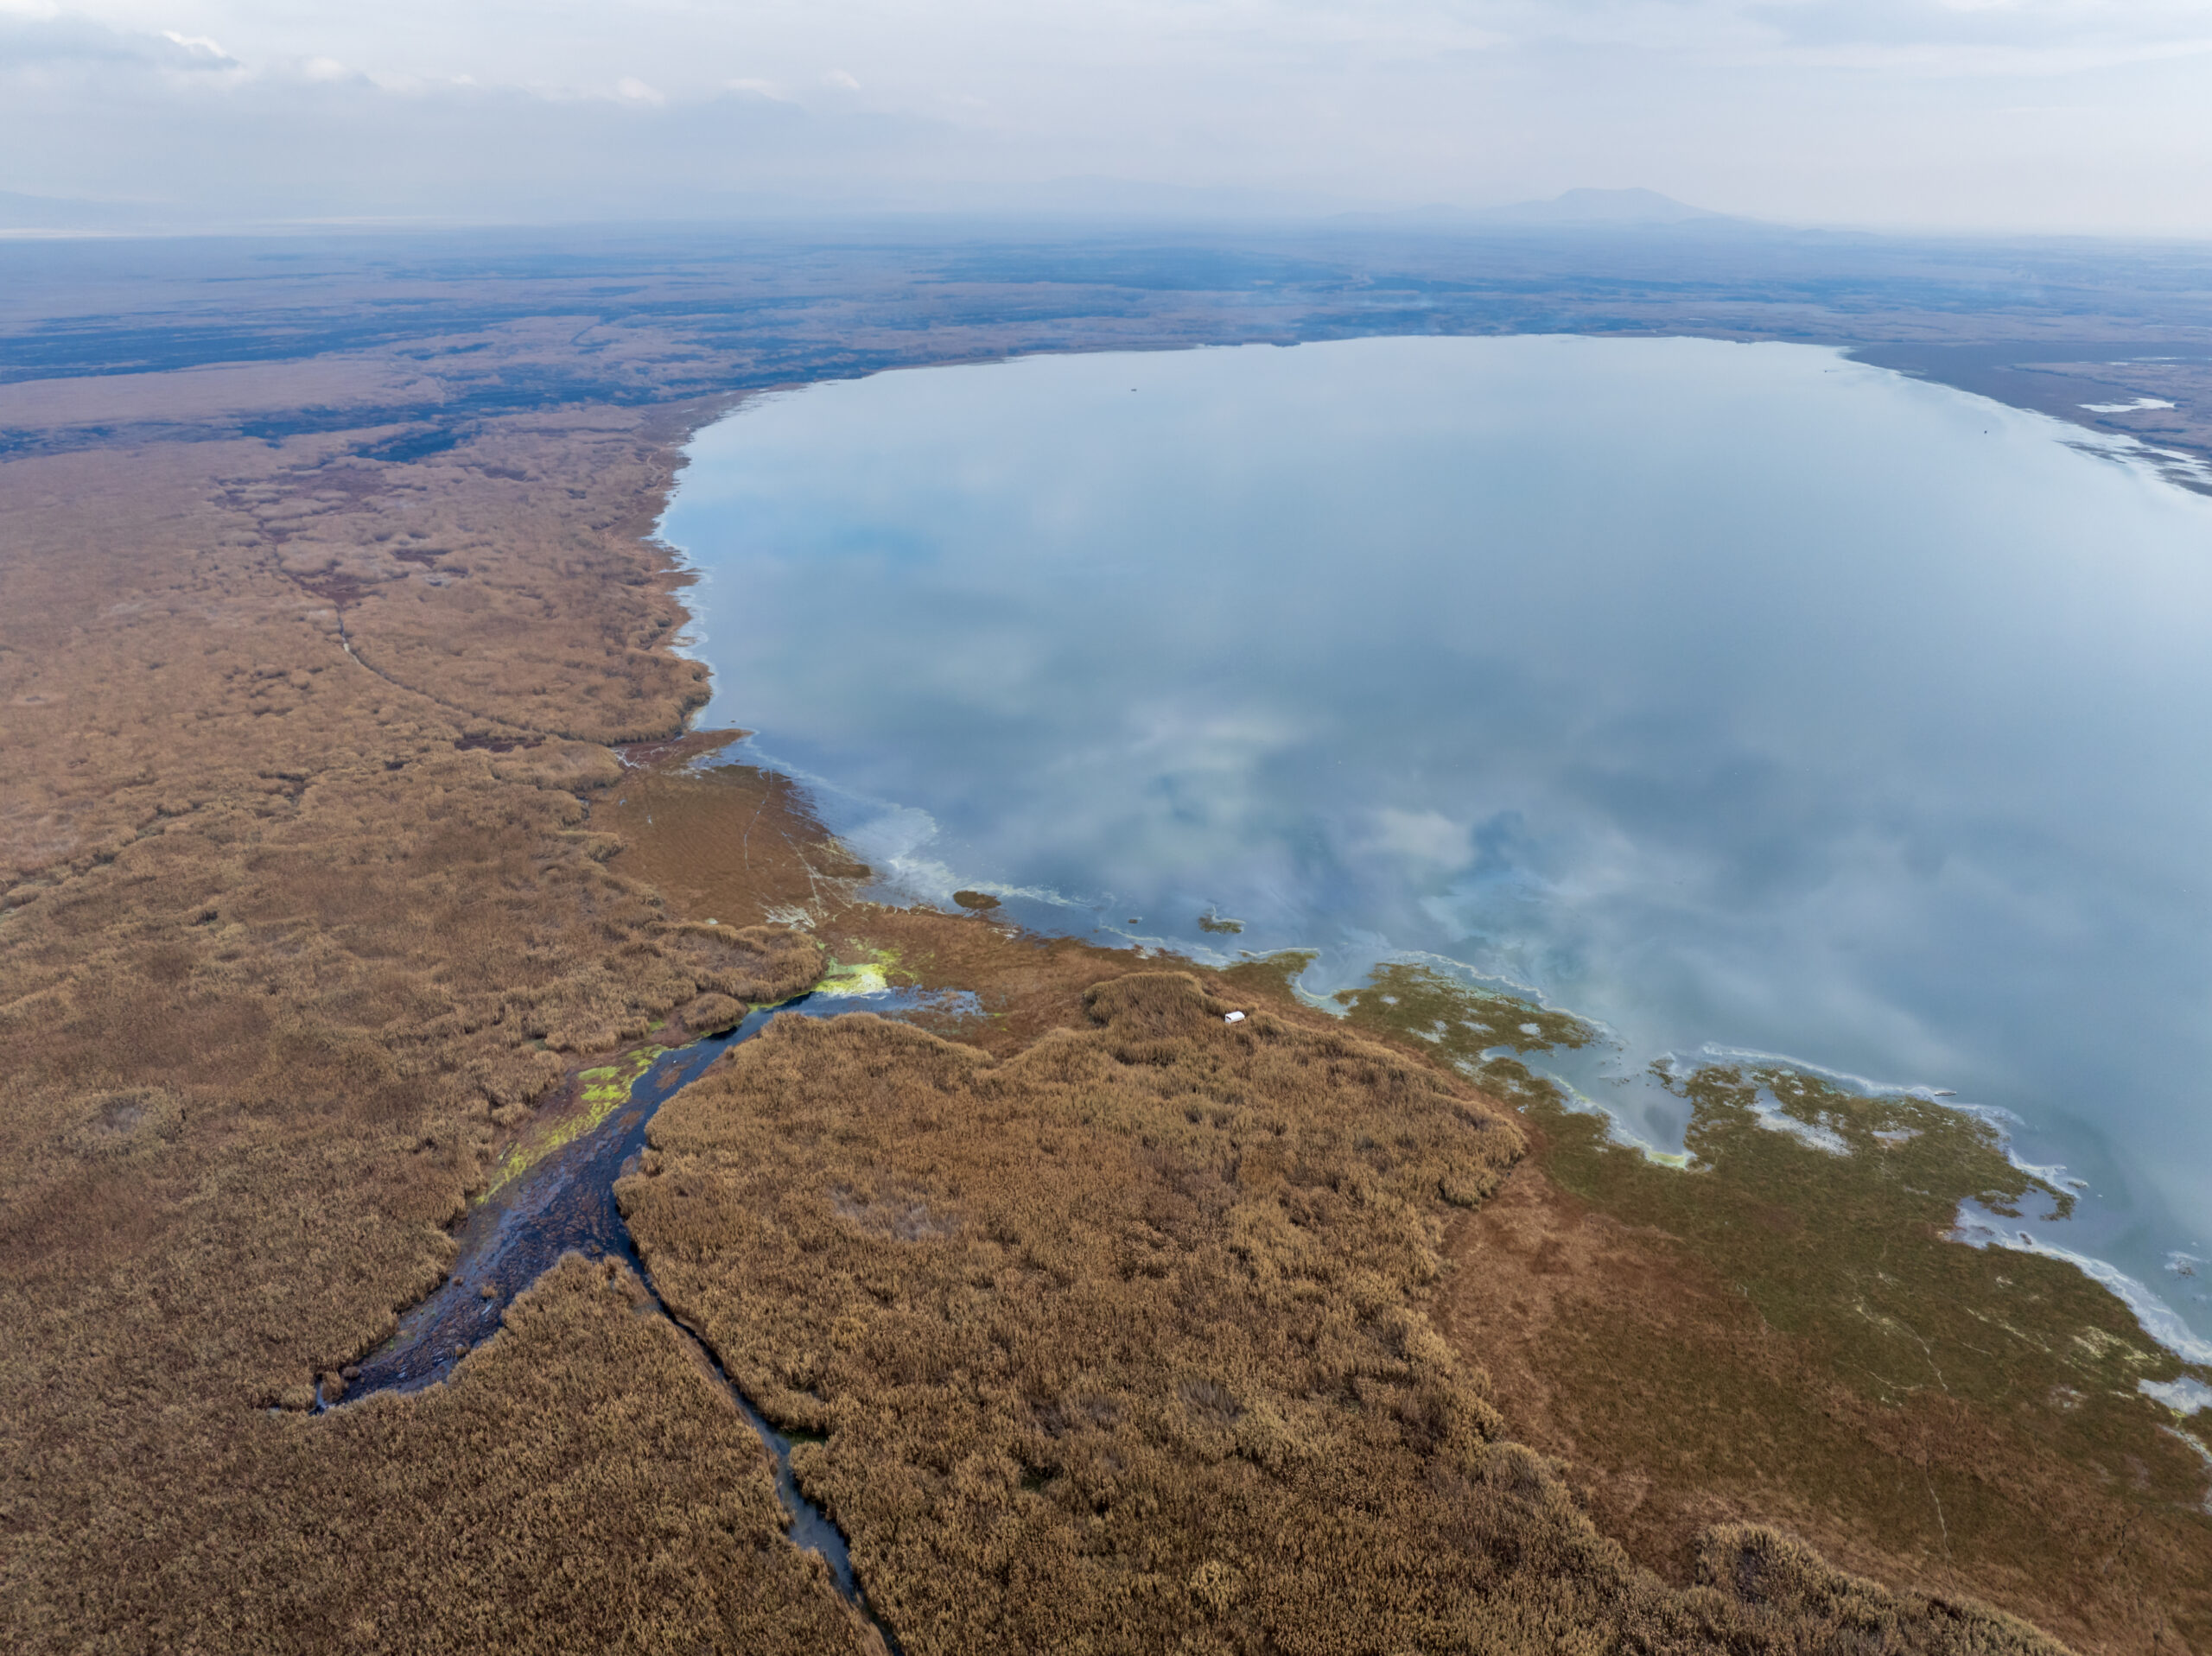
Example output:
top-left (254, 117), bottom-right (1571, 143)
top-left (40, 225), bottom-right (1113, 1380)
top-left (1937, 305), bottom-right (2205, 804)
top-left (3, 0), bottom-right (2209, 233)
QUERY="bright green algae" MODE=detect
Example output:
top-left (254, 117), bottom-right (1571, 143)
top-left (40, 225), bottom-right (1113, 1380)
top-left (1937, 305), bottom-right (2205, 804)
top-left (810, 948), bottom-right (904, 999)
top-left (480, 1044), bottom-right (664, 1200)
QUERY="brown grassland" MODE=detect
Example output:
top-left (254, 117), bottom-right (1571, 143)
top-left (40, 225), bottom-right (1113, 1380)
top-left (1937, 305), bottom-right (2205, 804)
top-left (3, 251), bottom-right (2208, 1651)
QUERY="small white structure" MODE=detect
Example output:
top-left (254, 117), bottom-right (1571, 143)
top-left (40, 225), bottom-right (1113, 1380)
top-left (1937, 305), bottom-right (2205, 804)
top-left (1224, 1011), bottom-right (1246, 1025)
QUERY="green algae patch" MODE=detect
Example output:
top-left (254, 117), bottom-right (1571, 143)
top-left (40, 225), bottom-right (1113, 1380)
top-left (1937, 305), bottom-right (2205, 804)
top-left (1568, 1063), bottom-right (2083, 1380)
top-left (1524, 1062), bottom-right (2212, 1612)
top-left (810, 946), bottom-right (906, 1000)
top-left (1524, 1057), bottom-right (2212, 1424)
top-left (480, 1044), bottom-right (664, 1202)
top-left (1338, 963), bottom-right (2208, 1419)
top-left (1223, 953), bottom-right (1596, 1087)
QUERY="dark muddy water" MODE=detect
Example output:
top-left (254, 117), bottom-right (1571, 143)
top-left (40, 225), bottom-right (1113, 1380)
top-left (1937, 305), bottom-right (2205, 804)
top-left (345, 1012), bottom-right (766, 1399)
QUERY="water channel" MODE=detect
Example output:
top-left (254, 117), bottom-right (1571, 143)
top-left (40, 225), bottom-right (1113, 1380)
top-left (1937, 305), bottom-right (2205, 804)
top-left (339, 991), bottom-right (952, 1641)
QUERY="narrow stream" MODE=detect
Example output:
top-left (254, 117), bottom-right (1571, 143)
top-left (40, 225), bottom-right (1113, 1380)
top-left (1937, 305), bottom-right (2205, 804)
top-left (335, 989), bottom-right (961, 1647)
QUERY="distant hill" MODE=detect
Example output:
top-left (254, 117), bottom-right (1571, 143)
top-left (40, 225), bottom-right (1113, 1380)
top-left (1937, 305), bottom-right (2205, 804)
top-left (1332, 187), bottom-right (1753, 233)
top-left (1475, 187), bottom-right (1729, 226)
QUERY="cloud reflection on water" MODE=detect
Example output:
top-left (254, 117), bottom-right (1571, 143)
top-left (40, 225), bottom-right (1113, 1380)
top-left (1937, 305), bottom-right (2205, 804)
top-left (664, 333), bottom-right (2212, 1340)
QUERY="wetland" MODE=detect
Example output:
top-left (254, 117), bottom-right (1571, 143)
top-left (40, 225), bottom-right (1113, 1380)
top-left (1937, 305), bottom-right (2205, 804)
top-left (12, 228), bottom-right (2212, 1653)
top-left (341, 983), bottom-right (954, 1638)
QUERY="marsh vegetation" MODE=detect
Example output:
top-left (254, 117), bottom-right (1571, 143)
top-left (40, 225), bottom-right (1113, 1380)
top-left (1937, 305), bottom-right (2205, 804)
top-left (1331, 966), bottom-right (2212, 1652)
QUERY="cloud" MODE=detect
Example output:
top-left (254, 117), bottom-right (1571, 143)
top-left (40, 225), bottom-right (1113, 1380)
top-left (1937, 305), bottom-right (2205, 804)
top-left (0, 33), bottom-right (966, 225)
top-left (1712, 0), bottom-right (2212, 75)
top-left (161, 31), bottom-right (232, 62)
top-left (1, 14), bottom-right (238, 71)
top-left (3, 0), bottom-right (2211, 232)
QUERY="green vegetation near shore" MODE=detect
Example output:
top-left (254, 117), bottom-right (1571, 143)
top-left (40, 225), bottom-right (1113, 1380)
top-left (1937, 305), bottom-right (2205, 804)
top-left (1328, 962), bottom-right (2212, 1646)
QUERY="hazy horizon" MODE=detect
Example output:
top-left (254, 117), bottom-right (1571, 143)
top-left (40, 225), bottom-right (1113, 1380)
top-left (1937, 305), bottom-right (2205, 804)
top-left (5, 2), bottom-right (2212, 238)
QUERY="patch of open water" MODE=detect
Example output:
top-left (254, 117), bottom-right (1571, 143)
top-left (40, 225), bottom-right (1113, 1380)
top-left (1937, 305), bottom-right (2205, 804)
top-left (662, 334), bottom-right (2212, 1355)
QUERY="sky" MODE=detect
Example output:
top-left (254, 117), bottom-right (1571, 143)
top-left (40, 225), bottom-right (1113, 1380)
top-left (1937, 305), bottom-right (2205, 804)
top-left (2, 1), bottom-right (2210, 234)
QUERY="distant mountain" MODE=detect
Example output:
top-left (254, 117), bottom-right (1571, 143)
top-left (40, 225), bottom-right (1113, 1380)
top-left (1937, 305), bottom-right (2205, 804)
top-left (0, 190), bottom-right (163, 233)
top-left (1475, 187), bottom-right (1728, 226)
top-left (1332, 187), bottom-right (1751, 233)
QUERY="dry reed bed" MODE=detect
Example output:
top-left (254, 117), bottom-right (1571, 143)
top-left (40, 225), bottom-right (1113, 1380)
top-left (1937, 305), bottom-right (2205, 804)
top-left (622, 972), bottom-right (2061, 1654)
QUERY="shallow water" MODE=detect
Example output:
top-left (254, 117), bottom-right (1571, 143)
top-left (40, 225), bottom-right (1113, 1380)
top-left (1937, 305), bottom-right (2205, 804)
top-left (663, 333), bottom-right (2212, 1345)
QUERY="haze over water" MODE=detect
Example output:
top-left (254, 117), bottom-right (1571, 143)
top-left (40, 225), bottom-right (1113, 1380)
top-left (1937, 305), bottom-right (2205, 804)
top-left (664, 334), bottom-right (2212, 1346)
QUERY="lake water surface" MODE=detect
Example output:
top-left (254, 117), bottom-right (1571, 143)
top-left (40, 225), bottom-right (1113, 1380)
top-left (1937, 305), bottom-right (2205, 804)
top-left (662, 334), bottom-right (2212, 1350)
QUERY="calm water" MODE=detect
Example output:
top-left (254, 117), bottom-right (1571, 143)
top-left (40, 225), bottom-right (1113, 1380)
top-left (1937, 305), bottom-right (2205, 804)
top-left (662, 334), bottom-right (2212, 1349)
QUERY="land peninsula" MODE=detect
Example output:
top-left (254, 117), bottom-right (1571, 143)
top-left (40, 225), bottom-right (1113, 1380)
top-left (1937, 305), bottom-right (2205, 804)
top-left (3, 225), bottom-right (2209, 1653)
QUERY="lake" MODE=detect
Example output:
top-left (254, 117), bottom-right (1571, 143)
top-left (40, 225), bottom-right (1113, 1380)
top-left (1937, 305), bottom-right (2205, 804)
top-left (660, 333), bottom-right (2212, 1351)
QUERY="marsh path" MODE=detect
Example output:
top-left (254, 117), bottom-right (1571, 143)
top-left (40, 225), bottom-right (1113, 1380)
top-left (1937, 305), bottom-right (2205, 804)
top-left (335, 993), bottom-right (925, 1646)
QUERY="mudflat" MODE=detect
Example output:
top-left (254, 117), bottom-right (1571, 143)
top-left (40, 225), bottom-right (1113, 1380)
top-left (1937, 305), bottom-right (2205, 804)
top-left (3, 227), bottom-right (2207, 1653)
